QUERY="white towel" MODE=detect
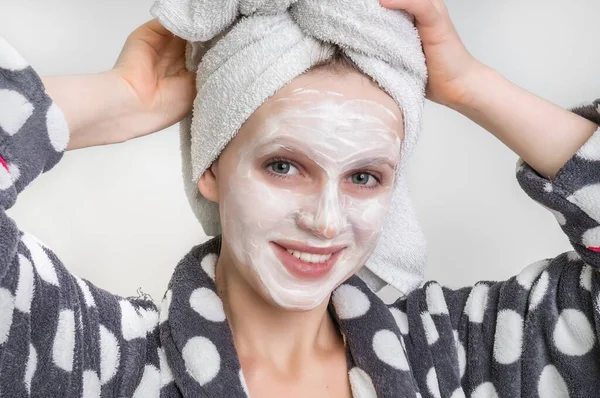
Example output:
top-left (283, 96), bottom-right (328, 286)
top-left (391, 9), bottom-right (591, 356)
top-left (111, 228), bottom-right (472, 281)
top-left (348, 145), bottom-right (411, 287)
top-left (151, 0), bottom-right (428, 295)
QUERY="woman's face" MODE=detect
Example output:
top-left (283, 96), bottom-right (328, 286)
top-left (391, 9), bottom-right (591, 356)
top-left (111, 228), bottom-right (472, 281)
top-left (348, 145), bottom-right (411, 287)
top-left (207, 70), bottom-right (403, 310)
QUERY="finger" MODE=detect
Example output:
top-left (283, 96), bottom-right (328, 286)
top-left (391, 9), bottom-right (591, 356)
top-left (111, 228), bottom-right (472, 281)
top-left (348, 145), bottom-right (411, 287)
top-left (379, 0), bottom-right (441, 26)
top-left (144, 18), bottom-right (173, 38)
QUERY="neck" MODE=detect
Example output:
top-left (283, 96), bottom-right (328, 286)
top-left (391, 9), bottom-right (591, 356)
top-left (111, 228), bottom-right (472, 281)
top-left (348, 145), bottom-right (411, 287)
top-left (215, 244), bottom-right (344, 372)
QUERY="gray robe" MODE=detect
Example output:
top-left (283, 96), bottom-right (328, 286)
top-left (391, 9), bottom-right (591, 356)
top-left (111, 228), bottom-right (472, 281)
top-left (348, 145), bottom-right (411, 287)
top-left (1, 38), bottom-right (599, 397)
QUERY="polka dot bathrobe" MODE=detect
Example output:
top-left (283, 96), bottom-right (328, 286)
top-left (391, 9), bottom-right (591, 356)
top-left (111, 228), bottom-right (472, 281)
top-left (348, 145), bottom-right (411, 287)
top-left (1, 39), bottom-right (600, 398)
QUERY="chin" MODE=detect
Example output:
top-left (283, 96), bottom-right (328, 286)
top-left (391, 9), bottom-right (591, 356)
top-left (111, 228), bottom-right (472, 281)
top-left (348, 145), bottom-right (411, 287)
top-left (237, 240), bottom-right (367, 311)
top-left (268, 288), bottom-right (331, 311)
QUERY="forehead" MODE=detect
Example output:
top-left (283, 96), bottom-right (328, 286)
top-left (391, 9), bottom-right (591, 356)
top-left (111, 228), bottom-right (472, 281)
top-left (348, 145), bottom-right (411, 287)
top-left (237, 70), bottom-right (404, 149)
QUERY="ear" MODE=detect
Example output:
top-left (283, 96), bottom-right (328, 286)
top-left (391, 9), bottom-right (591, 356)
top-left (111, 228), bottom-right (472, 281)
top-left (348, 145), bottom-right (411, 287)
top-left (197, 162), bottom-right (219, 203)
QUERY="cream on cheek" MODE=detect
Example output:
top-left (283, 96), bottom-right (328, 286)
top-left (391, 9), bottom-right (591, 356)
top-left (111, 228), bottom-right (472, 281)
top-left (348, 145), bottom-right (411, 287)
top-left (220, 92), bottom-right (401, 310)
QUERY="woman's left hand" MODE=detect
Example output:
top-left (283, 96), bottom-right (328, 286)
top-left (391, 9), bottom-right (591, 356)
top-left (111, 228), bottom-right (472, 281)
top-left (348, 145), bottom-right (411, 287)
top-left (379, 0), bottom-right (483, 108)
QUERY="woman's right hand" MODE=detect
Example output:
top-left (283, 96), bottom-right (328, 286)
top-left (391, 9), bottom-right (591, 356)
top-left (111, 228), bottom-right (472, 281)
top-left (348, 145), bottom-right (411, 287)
top-left (43, 19), bottom-right (196, 150)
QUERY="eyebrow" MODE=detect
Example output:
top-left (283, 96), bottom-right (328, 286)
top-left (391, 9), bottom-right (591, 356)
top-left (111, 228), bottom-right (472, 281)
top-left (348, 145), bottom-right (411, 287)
top-left (343, 156), bottom-right (397, 171)
top-left (255, 139), bottom-right (398, 170)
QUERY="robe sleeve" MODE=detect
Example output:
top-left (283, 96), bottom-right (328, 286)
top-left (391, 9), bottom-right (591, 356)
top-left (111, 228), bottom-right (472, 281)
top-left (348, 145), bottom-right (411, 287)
top-left (0, 37), bottom-right (159, 397)
top-left (392, 99), bottom-right (600, 398)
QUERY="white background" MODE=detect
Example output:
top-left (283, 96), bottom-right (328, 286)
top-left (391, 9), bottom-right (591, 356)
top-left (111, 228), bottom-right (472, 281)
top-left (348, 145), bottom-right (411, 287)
top-left (1, 0), bottom-right (599, 301)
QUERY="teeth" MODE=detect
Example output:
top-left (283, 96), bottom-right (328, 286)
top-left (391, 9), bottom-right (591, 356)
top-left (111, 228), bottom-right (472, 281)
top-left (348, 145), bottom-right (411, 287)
top-left (286, 249), bottom-right (332, 263)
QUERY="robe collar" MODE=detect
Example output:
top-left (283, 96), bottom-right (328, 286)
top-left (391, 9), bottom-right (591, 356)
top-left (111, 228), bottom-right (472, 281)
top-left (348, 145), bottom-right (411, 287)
top-left (161, 237), bottom-right (418, 397)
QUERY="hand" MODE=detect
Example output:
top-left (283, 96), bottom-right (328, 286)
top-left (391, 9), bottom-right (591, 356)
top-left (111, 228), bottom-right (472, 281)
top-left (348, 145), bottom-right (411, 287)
top-left (380, 0), bottom-right (484, 107)
top-left (113, 19), bottom-right (196, 136)
top-left (381, 0), bottom-right (598, 179)
top-left (44, 19), bottom-right (196, 150)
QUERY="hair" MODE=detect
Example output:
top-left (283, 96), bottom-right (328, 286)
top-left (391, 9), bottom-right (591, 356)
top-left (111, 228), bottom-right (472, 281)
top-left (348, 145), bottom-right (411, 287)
top-left (311, 46), bottom-right (362, 74)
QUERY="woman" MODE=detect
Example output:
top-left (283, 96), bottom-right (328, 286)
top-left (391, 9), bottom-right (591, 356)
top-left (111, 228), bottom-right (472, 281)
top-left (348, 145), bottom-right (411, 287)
top-left (0, 1), bottom-right (599, 398)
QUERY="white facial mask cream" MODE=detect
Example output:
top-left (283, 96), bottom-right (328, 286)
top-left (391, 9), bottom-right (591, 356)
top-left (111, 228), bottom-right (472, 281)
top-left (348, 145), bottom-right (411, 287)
top-left (220, 90), bottom-right (401, 310)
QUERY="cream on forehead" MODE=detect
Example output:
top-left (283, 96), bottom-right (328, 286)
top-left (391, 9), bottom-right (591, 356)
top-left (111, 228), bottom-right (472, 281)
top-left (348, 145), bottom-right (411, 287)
top-left (255, 90), bottom-right (402, 169)
top-left (221, 90), bottom-right (402, 310)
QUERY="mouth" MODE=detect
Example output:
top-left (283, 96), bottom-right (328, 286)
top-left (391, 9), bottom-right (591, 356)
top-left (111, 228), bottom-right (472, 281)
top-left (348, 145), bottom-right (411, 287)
top-left (589, 247), bottom-right (600, 253)
top-left (270, 241), bottom-right (346, 279)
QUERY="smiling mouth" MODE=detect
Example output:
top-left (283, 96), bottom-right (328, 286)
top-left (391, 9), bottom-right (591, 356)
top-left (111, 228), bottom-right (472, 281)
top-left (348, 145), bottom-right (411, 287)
top-left (270, 241), bottom-right (346, 279)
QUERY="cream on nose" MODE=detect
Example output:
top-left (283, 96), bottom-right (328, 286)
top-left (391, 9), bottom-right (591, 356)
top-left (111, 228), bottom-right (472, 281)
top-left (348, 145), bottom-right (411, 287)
top-left (297, 183), bottom-right (347, 239)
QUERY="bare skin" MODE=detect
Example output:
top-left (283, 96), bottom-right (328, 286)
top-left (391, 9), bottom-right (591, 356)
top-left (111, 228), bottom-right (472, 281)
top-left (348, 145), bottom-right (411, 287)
top-left (40, 2), bottom-right (597, 396)
top-left (200, 71), bottom-right (403, 398)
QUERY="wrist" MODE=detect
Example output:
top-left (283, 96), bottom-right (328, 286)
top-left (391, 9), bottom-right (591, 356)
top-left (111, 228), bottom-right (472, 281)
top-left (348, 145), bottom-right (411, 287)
top-left (444, 62), bottom-right (500, 114)
top-left (43, 71), bottom-right (143, 150)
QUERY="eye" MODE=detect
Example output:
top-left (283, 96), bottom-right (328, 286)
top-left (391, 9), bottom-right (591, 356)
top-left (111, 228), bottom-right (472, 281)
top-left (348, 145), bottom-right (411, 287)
top-left (350, 172), bottom-right (378, 187)
top-left (267, 160), bottom-right (299, 175)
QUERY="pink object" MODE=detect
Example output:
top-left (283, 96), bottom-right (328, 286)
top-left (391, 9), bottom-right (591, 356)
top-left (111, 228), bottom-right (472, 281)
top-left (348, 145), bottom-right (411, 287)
top-left (0, 155), bottom-right (8, 172)
top-left (588, 247), bottom-right (600, 253)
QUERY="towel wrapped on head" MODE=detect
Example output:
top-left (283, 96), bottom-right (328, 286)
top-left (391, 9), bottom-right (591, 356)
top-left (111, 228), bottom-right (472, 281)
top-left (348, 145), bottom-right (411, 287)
top-left (151, 0), bottom-right (429, 295)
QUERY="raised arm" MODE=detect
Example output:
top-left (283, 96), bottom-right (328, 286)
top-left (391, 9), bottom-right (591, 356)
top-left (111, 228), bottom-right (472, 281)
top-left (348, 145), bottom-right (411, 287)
top-left (380, 0), bottom-right (598, 180)
top-left (391, 101), bottom-right (600, 396)
top-left (0, 20), bottom-right (194, 396)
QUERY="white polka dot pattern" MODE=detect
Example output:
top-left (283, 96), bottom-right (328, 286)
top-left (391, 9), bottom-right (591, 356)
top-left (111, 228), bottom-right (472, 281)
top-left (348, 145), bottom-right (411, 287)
top-left (390, 307), bottom-right (409, 335)
top-left (580, 265), bottom-right (592, 292)
top-left (158, 347), bottom-right (174, 388)
top-left (349, 367), bottom-right (377, 398)
top-left (517, 259), bottom-right (549, 290)
top-left (372, 329), bottom-right (409, 371)
top-left (567, 184), bottom-right (600, 223)
top-left (45, 103), bottom-right (69, 152)
top-left (82, 370), bottom-right (101, 398)
top-left (99, 325), bottom-right (120, 385)
top-left (201, 253), bottom-right (218, 281)
top-left (449, 388), bottom-right (466, 398)
top-left (577, 127), bottom-right (600, 161)
top-left (239, 369), bottom-right (250, 397)
top-left (538, 365), bottom-right (570, 398)
top-left (493, 310), bottom-right (523, 365)
top-left (453, 330), bottom-right (466, 379)
top-left (21, 233), bottom-right (59, 286)
top-left (553, 309), bottom-right (595, 356)
top-left (15, 254), bottom-right (34, 313)
top-left (421, 312), bottom-right (439, 346)
top-left (24, 344), bottom-right (37, 395)
top-left (75, 277), bottom-right (96, 308)
top-left (0, 288), bottom-right (15, 344)
top-left (182, 336), bottom-right (221, 386)
top-left (471, 382), bottom-right (499, 398)
top-left (132, 365), bottom-right (160, 398)
top-left (190, 287), bottom-right (226, 322)
top-left (332, 284), bottom-right (371, 319)
top-left (582, 226), bottom-right (600, 249)
top-left (529, 271), bottom-right (549, 310)
top-left (0, 164), bottom-right (12, 190)
top-left (120, 301), bottom-right (148, 341)
top-left (464, 284), bottom-right (489, 323)
top-left (426, 284), bottom-right (448, 315)
top-left (52, 310), bottom-right (75, 372)
top-left (426, 367), bottom-right (441, 398)
top-left (0, 89), bottom-right (33, 136)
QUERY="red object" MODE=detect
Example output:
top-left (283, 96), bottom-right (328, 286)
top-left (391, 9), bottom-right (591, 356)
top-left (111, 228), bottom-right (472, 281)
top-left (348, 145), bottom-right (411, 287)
top-left (0, 155), bottom-right (8, 172)
top-left (588, 247), bottom-right (600, 253)
top-left (270, 242), bottom-right (343, 280)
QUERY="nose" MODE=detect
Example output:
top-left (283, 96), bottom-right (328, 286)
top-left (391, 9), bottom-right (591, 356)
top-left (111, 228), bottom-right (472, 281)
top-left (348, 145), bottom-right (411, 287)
top-left (296, 183), bottom-right (347, 239)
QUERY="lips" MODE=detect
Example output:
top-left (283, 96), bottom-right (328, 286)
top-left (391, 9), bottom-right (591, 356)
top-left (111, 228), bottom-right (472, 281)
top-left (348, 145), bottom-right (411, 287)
top-left (588, 247), bottom-right (600, 253)
top-left (270, 241), bottom-right (345, 279)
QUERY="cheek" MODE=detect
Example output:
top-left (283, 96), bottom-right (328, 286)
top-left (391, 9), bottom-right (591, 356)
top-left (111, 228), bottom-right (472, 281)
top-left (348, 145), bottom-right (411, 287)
top-left (345, 193), bottom-right (392, 245)
top-left (221, 170), bottom-right (300, 231)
